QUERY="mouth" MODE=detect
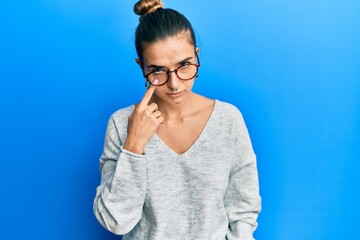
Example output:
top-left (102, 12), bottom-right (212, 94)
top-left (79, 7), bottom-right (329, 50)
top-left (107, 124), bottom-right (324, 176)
top-left (165, 90), bottom-right (185, 98)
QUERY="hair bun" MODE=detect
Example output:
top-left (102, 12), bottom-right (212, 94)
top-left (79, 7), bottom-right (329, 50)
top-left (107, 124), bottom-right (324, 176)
top-left (134, 0), bottom-right (164, 19)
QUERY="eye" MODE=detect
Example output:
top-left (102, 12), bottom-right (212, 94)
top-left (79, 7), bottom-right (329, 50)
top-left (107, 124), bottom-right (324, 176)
top-left (180, 62), bottom-right (190, 68)
top-left (152, 67), bottom-right (165, 74)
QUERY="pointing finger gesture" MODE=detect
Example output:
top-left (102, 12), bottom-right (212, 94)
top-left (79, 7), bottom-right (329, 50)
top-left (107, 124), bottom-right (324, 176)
top-left (124, 79), bottom-right (164, 154)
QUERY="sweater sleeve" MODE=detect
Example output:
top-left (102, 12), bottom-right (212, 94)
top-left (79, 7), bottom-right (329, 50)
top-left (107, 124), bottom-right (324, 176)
top-left (224, 109), bottom-right (261, 240)
top-left (93, 116), bottom-right (147, 235)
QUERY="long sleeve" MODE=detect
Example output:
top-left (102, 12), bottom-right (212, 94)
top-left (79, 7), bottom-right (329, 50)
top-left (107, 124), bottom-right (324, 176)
top-left (93, 101), bottom-right (260, 239)
top-left (93, 116), bottom-right (147, 235)
top-left (224, 110), bottom-right (262, 240)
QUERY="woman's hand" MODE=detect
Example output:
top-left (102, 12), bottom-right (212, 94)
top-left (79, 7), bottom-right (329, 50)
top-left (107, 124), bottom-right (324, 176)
top-left (124, 80), bottom-right (164, 154)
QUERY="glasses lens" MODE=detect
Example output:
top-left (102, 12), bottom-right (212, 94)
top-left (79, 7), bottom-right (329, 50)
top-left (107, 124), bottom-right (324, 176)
top-left (147, 72), bottom-right (168, 85)
top-left (177, 65), bottom-right (198, 80)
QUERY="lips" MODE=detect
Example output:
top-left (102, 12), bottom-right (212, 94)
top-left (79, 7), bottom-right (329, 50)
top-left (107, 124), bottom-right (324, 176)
top-left (166, 90), bottom-right (185, 97)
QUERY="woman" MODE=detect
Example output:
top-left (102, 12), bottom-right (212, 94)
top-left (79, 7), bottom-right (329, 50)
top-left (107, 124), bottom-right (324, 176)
top-left (93, 0), bottom-right (261, 239)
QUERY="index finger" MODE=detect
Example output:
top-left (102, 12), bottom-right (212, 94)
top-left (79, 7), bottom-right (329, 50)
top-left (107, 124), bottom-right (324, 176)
top-left (139, 79), bottom-right (158, 108)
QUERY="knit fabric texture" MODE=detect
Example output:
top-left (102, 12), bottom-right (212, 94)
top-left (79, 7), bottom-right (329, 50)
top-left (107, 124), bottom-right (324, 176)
top-left (93, 100), bottom-right (261, 240)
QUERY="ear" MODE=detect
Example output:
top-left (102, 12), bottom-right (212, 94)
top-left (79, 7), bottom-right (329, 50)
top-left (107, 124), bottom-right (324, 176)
top-left (135, 58), bottom-right (143, 69)
top-left (195, 47), bottom-right (200, 54)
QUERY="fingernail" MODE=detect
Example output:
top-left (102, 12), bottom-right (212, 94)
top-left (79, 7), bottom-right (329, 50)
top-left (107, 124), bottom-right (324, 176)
top-left (153, 79), bottom-right (158, 85)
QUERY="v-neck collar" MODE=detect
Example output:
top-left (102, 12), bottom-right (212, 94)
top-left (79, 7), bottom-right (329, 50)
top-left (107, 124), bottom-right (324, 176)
top-left (152, 99), bottom-right (218, 158)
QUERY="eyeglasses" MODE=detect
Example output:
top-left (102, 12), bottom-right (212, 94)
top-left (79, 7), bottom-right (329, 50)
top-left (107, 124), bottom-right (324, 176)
top-left (143, 52), bottom-right (200, 86)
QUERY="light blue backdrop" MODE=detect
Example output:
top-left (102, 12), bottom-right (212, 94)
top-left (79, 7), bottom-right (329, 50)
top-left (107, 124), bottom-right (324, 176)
top-left (1, 0), bottom-right (359, 239)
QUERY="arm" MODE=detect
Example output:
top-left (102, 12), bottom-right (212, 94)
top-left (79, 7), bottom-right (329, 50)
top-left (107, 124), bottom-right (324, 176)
top-left (93, 117), bottom-right (147, 235)
top-left (94, 83), bottom-right (163, 235)
top-left (224, 110), bottom-right (261, 240)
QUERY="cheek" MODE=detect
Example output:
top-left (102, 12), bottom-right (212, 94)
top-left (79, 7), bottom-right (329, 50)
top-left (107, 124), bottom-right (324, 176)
top-left (154, 87), bottom-right (165, 96)
top-left (185, 80), bottom-right (195, 90)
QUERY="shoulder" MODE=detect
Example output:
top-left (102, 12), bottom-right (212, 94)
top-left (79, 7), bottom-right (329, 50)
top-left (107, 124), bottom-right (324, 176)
top-left (213, 99), bottom-right (252, 142)
top-left (109, 105), bottom-right (135, 123)
top-left (215, 100), bottom-right (256, 164)
top-left (214, 99), bottom-right (245, 124)
top-left (106, 105), bottom-right (134, 132)
top-left (103, 105), bottom-right (134, 144)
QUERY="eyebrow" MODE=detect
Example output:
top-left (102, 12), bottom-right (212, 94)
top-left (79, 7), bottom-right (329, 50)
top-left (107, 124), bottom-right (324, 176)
top-left (147, 56), bottom-right (193, 69)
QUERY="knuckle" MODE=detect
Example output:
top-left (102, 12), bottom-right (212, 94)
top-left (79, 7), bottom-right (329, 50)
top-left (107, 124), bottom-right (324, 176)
top-left (135, 109), bottom-right (142, 115)
top-left (145, 111), bottom-right (151, 117)
top-left (158, 116), bottom-right (164, 123)
top-left (149, 103), bottom-right (158, 109)
top-left (134, 106), bottom-right (142, 113)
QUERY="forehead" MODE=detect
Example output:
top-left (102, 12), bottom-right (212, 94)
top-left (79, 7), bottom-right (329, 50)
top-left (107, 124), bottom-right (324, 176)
top-left (142, 32), bottom-right (195, 66)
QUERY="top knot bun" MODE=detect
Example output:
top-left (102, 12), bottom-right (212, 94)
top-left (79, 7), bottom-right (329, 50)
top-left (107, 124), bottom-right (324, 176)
top-left (134, 0), bottom-right (164, 19)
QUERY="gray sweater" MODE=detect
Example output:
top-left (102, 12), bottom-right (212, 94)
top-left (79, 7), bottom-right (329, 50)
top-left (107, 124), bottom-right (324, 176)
top-left (93, 100), bottom-right (261, 240)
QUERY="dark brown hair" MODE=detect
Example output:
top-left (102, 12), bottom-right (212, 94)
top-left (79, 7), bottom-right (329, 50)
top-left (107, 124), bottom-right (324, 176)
top-left (134, 0), bottom-right (197, 61)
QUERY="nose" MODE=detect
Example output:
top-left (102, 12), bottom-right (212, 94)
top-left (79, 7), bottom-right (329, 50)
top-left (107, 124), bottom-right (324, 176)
top-left (167, 71), bottom-right (180, 91)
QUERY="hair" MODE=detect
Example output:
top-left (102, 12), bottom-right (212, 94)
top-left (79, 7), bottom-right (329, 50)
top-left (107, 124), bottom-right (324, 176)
top-left (134, 0), bottom-right (197, 61)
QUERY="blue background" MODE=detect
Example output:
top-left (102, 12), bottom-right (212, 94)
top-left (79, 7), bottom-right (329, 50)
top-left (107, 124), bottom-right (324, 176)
top-left (1, 0), bottom-right (359, 239)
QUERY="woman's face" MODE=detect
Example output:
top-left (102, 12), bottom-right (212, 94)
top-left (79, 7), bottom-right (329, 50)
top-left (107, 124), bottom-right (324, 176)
top-left (137, 32), bottom-right (199, 106)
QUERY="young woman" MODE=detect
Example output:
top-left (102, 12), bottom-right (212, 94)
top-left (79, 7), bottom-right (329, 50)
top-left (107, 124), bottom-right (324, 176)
top-left (93, 0), bottom-right (261, 239)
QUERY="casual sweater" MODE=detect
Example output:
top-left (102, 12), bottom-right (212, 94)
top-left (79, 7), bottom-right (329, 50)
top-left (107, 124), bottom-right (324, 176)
top-left (93, 99), bottom-right (261, 240)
